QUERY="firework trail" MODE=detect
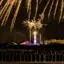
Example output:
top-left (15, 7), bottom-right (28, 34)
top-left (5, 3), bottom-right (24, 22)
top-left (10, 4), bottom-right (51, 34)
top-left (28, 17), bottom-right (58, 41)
top-left (4, 0), bottom-right (18, 25)
top-left (10, 0), bottom-right (22, 31)
top-left (27, 0), bottom-right (31, 21)
top-left (1, 0), bottom-right (15, 26)
top-left (40, 0), bottom-right (50, 21)
top-left (0, 1), bottom-right (10, 20)
top-left (53, 0), bottom-right (59, 18)
top-left (48, 0), bottom-right (54, 19)
top-left (62, 1), bottom-right (64, 19)
top-left (0, 0), bottom-right (3, 5)
top-left (14, 0), bottom-right (18, 7)
top-left (0, 0), bottom-right (9, 15)
top-left (26, 0), bottom-right (31, 13)
top-left (34, 0), bottom-right (38, 20)
top-left (59, 0), bottom-right (63, 22)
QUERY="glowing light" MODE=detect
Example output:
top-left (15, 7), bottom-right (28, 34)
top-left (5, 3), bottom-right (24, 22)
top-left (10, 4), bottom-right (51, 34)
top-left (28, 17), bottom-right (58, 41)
top-left (24, 20), bottom-right (35, 29)
top-left (33, 31), bottom-right (37, 44)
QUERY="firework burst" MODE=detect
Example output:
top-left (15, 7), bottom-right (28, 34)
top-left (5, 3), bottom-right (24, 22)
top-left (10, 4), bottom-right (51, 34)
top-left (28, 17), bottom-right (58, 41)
top-left (0, 0), bottom-right (64, 31)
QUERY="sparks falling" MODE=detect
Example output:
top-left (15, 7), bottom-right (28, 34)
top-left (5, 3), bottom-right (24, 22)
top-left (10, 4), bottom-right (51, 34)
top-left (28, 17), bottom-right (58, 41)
top-left (0, 0), bottom-right (3, 5)
top-left (26, 0), bottom-right (31, 13)
top-left (40, 0), bottom-right (50, 21)
top-left (10, 0), bottom-right (22, 31)
top-left (59, 0), bottom-right (63, 22)
top-left (34, 0), bottom-right (38, 20)
top-left (1, 0), bottom-right (16, 26)
top-left (53, 0), bottom-right (59, 18)
top-left (0, 2), bottom-right (9, 20)
top-left (48, 0), bottom-right (54, 19)
top-left (0, 0), bottom-right (64, 31)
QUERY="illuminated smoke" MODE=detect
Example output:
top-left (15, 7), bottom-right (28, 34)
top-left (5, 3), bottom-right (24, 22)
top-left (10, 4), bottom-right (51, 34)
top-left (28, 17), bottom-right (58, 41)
top-left (1, 0), bottom-right (15, 26)
top-left (40, 0), bottom-right (50, 21)
top-left (10, 0), bottom-right (22, 31)
top-left (53, 0), bottom-right (59, 18)
top-left (48, 0), bottom-right (54, 19)
top-left (34, 0), bottom-right (38, 20)
top-left (59, 0), bottom-right (63, 22)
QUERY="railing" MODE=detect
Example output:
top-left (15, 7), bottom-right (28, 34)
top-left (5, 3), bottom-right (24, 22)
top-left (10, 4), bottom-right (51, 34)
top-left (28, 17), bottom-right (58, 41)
top-left (0, 49), bottom-right (64, 63)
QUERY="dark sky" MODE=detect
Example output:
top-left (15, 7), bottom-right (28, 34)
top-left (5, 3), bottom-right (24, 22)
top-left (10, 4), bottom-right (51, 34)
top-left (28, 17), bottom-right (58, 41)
top-left (0, 0), bottom-right (64, 43)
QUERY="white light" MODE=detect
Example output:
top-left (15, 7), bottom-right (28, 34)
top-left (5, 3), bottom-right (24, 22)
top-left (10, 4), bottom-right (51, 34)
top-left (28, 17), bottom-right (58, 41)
top-left (33, 31), bottom-right (37, 35)
top-left (33, 31), bottom-right (37, 44)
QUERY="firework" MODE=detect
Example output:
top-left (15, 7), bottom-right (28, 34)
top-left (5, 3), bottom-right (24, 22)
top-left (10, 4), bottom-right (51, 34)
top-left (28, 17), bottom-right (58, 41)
top-left (53, 0), bottom-right (59, 18)
top-left (0, 0), bottom-right (9, 16)
top-left (24, 20), bottom-right (35, 29)
top-left (24, 20), bottom-right (35, 43)
top-left (26, 0), bottom-right (31, 13)
top-left (34, 0), bottom-right (38, 20)
top-left (1, 0), bottom-right (15, 26)
top-left (59, 0), bottom-right (63, 22)
top-left (0, 0), bottom-right (3, 5)
top-left (40, 0), bottom-right (50, 21)
top-left (0, 3), bottom-right (9, 20)
top-left (10, 0), bottom-right (22, 31)
top-left (48, 0), bottom-right (54, 19)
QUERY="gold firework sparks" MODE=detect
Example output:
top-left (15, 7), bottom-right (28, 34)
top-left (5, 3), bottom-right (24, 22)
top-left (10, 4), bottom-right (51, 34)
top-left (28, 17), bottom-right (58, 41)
top-left (1, 0), bottom-right (15, 26)
top-left (10, 0), bottom-right (22, 32)
top-left (59, 0), bottom-right (63, 22)
top-left (53, 0), bottom-right (59, 18)
top-left (0, 0), bottom-right (3, 6)
top-left (0, 1), bottom-right (9, 21)
top-left (26, 0), bottom-right (31, 13)
top-left (40, 0), bottom-right (50, 21)
top-left (34, 0), bottom-right (38, 20)
top-left (0, 0), bottom-right (9, 16)
top-left (48, 0), bottom-right (54, 19)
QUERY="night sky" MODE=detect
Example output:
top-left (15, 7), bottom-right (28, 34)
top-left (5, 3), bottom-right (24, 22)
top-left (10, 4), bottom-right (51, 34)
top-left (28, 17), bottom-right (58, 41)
top-left (0, 0), bottom-right (64, 43)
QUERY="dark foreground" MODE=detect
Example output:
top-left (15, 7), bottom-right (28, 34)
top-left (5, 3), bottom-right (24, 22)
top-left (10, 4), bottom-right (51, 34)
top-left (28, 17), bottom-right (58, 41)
top-left (0, 43), bottom-right (64, 64)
